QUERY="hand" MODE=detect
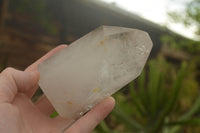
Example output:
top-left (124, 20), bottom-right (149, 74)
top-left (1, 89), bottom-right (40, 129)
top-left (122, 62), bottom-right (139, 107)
top-left (0, 45), bottom-right (115, 133)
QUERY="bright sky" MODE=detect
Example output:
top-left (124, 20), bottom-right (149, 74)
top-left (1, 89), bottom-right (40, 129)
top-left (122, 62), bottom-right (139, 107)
top-left (101, 0), bottom-right (198, 40)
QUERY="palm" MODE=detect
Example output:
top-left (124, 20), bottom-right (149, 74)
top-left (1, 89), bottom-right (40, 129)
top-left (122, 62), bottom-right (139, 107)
top-left (6, 94), bottom-right (69, 133)
top-left (0, 45), bottom-right (115, 133)
top-left (2, 96), bottom-right (54, 133)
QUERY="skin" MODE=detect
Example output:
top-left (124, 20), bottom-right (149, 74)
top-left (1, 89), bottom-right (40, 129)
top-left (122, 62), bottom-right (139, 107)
top-left (0, 45), bottom-right (115, 133)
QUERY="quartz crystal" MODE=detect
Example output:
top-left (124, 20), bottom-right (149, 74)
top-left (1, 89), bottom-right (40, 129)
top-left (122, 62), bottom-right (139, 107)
top-left (38, 26), bottom-right (153, 119)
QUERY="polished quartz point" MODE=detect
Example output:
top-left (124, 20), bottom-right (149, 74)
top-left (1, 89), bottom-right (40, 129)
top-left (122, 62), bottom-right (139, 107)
top-left (38, 26), bottom-right (153, 119)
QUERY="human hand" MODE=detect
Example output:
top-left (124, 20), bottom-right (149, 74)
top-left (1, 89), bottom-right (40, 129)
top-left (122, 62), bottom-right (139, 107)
top-left (0, 45), bottom-right (115, 133)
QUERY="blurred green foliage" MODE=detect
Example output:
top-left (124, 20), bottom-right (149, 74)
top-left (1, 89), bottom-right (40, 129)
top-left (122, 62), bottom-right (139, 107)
top-left (50, 111), bottom-right (58, 118)
top-left (160, 35), bottom-right (200, 54)
top-left (168, 0), bottom-right (200, 35)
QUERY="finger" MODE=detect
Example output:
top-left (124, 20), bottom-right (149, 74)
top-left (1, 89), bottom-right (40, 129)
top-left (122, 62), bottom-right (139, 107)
top-left (35, 95), bottom-right (55, 116)
top-left (25, 44), bottom-right (67, 98)
top-left (65, 97), bottom-right (115, 133)
top-left (0, 68), bottom-right (39, 103)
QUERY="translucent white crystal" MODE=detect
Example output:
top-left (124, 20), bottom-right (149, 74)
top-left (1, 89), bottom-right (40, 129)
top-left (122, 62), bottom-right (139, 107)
top-left (38, 26), bottom-right (153, 119)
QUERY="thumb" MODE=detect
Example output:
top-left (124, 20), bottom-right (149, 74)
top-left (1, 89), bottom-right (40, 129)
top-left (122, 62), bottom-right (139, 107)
top-left (0, 68), bottom-right (39, 103)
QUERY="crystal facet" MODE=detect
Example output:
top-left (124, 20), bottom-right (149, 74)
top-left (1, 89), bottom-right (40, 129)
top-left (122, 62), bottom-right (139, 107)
top-left (38, 26), bottom-right (153, 119)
